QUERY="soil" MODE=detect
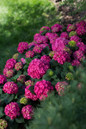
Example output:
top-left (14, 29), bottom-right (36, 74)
top-left (50, 0), bottom-right (86, 26)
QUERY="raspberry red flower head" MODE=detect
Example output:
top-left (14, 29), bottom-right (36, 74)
top-left (41, 55), bottom-right (51, 63)
top-left (4, 69), bottom-right (14, 78)
top-left (25, 85), bottom-right (37, 101)
top-left (4, 102), bottom-right (20, 119)
top-left (70, 35), bottom-right (81, 43)
top-left (52, 37), bottom-right (68, 52)
top-left (60, 32), bottom-right (69, 39)
top-left (25, 50), bottom-right (34, 58)
top-left (55, 81), bottom-right (68, 96)
top-left (17, 42), bottom-right (29, 54)
top-left (53, 51), bottom-right (70, 64)
top-left (21, 105), bottom-right (33, 119)
top-left (67, 24), bottom-right (76, 32)
top-left (34, 80), bottom-right (53, 100)
top-left (5, 58), bottom-right (16, 70)
top-left (3, 82), bottom-right (18, 94)
top-left (51, 24), bottom-right (62, 33)
top-left (0, 75), bottom-right (7, 85)
top-left (34, 34), bottom-right (48, 44)
top-left (72, 60), bottom-right (80, 66)
top-left (33, 45), bottom-right (43, 54)
top-left (27, 58), bottom-right (50, 79)
top-left (21, 58), bottom-right (26, 64)
top-left (76, 25), bottom-right (86, 35)
top-left (45, 32), bottom-right (58, 44)
top-left (15, 62), bottom-right (23, 71)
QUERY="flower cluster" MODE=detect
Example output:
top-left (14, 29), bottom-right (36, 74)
top-left (3, 82), bottom-right (18, 94)
top-left (25, 85), bottom-right (37, 101)
top-left (55, 81), bottom-right (68, 96)
top-left (0, 75), bottom-right (7, 84)
top-left (4, 102), bottom-right (20, 119)
top-left (15, 62), bottom-right (23, 71)
top-left (21, 105), bottom-right (33, 119)
top-left (51, 24), bottom-right (62, 33)
top-left (27, 58), bottom-right (50, 79)
top-left (5, 58), bottom-right (16, 70)
top-left (17, 42), bottom-right (29, 54)
top-left (34, 80), bottom-right (53, 100)
top-left (25, 50), bottom-right (34, 58)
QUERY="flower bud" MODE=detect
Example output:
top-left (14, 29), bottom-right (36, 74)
top-left (20, 97), bottom-right (28, 105)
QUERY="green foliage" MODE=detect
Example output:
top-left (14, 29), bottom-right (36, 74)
top-left (28, 66), bottom-right (86, 129)
top-left (0, 0), bottom-right (58, 73)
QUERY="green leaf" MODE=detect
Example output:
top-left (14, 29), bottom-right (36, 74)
top-left (26, 58), bottom-right (32, 64)
top-left (29, 86), bottom-right (35, 94)
top-left (0, 107), bottom-right (4, 118)
top-left (15, 116), bottom-right (24, 123)
top-left (0, 88), bottom-right (2, 94)
top-left (43, 46), bottom-right (49, 54)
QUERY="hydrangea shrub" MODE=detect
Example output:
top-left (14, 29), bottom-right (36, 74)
top-left (0, 20), bottom-right (86, 129)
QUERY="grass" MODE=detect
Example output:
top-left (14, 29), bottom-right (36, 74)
top-left (0, 0), bottom-right (59, 73)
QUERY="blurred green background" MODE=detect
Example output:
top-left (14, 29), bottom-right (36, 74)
top-left (0, 0), bottom-right (58, 73)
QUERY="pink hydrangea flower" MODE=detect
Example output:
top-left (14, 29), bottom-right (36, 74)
top-left (34, 80), bottom-right (53, 100)
top-left (33, 45), bottom-right (43, 54)
top-left (21, 105), bottom-right (33, 119)
top-left (39, 26), bottom-right (50, 34)
top-left (70, 35), bottom-right (81, 43)
top-left (27, 58), bottom-right (50, 79)
top-left (0, 75), bottom-right (7, 84)
top-left (76, 20), bottom-right (86, 28)
top-left (55, 81), bottom-right (68, 96)
top-left (17, 75), bottom-right (26, 83)
top-left (51, 24), bottom-right (62, 33)
top-left (25, 85), bottom-right (37, 101)
top-left (52, 37), bottom-right (68, 52)
top-left (4, 102), bottom-right (20, 119)
top-left (76, 42), bottom-right (86, 53)
top-left (34, 33), bottom-right (41, 41)
top-left (34, 34), bottom-right (48, 44)
top-left (25, 51), bottom-right (34, 58)
top-left (45, 32), bottom-right (58, 44)
top-left (72, 60), bottom-right (80, 66)
top-left (4, 69), bottom-right (14, 78)
top-left (73, 50), bottom-right (85, 61)
top-left (39, 43), bottom-right (50, 50)
top-left (60, 32), bottom-right (69, 39)
top-left (5, 58), bottom-right (16, 70)
top-left (76, 25), bottom-right (86, 35)
top-left (28, 42), bottom-right (37, 49)
top-left (67, 24), bottom-right (76, 32)
top-left (17, 42), bottom-right (29, 54)
top-left (15, 62), bottom-right (23, 71)
top-left (21, 58), bottom-right (26, 64)
top-left (53, 51), bottom-right (70, 64)
top-left (3, 82), bottom-right (18, 94)
top-left (41, 55), bottom-right (51, 63)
